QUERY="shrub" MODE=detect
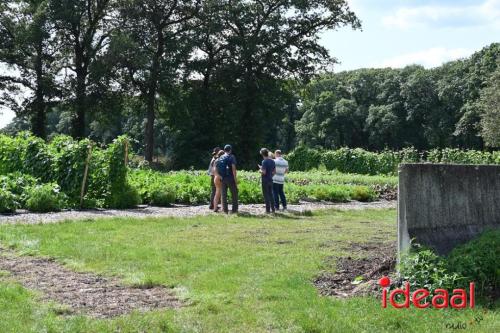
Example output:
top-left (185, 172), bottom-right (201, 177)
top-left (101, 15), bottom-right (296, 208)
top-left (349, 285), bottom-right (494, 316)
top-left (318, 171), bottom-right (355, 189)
top-left (25, 184), bottom-right (66, 213)
top-left (286, 146), bottom-right (322, 171)
top-left (106, 184), bottom-right (141, 209)
top-left (0, 173), bottom-right (38, 207)
top-left (349, 186), bottom-right (376, 202)
top-left (308, 185), bottom-right (350, 202)
top-left (398, 246), bottom-right (465, 296)
top-left (150, 189), bottom-right (176, 207)
top-left (447, 229), bottom-right (499, 296)
top-left (0, 188), bottom-right (18, 213)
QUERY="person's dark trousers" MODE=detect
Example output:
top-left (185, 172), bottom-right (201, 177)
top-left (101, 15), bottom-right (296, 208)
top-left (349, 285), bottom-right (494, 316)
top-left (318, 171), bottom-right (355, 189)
top-left (209, 175), bottom-right (216, 209)
top-left (262, 179), bottom-right (275, 213)
top-left (222, 178), bottom-right (238, 213)
top-left (273, 183), bottom-right (287, 210)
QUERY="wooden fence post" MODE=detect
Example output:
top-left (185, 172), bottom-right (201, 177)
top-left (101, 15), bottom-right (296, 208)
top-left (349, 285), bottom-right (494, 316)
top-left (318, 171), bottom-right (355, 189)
top-left (80, 144), bottom-right (93, 209)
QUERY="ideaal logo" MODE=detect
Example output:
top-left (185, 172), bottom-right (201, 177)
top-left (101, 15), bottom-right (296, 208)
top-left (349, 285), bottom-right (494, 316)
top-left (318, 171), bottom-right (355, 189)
top-left (378, 276), bottom-right (475, 309)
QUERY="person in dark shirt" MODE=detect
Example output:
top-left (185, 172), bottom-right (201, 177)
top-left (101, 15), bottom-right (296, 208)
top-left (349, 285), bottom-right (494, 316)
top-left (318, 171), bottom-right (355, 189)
top-left (221, 144), bottom-right (238, 213)
top-left (258, 148), bottom-right (276, 213)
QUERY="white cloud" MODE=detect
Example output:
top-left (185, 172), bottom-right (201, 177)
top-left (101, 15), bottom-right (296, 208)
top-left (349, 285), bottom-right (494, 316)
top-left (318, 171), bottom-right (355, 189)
top-left (377, 47), bottom-right (473, 68)
top-left (382, 0), bottom-right (500, 29)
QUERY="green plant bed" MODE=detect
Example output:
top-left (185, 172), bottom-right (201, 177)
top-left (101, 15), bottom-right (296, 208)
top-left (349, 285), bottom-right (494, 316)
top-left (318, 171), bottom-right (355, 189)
top-left (129, 169), bottom-right (385, 205)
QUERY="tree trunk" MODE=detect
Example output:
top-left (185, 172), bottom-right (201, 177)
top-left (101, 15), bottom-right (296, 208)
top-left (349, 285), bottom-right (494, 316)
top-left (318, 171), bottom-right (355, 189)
top-left (72, 43), bottom-right (87, 139)
top-left (144, 28), bottom-right (164, 162)
top-left (32, 39), bottom-right (46, 139)
top-left (240, 63), bottom-right (258, 168)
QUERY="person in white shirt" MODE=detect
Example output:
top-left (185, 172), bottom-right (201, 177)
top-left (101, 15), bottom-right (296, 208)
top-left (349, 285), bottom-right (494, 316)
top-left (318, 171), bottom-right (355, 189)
top-left (272, 150), bottom-right (289, 210)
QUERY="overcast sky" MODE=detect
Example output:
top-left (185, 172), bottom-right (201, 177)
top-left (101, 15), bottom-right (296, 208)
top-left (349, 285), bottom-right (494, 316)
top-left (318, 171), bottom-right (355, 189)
top-left (1, 0), bottom-right (500, 128)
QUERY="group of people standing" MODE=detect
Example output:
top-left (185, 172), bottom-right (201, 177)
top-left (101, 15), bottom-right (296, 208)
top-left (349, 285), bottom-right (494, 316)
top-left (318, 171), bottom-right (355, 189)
top-left (208, 145), bottom-right (289, 214)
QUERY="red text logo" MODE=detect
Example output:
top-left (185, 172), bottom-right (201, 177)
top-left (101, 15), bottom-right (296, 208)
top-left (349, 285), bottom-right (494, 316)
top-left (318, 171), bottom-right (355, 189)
top-left (379, 277), bottom-right (475, 309)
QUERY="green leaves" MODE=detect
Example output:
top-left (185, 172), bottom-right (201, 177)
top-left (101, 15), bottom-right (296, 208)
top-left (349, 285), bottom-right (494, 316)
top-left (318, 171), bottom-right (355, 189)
top-left (0, 132), bottom-right (135, 210)
top-left (287, 146), bottom-right (497, 175)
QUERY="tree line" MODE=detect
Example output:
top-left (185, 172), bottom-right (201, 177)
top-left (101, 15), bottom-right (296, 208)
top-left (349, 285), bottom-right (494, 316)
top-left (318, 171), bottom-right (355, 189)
top-left (1, 1), bottom-right (498, 170)
top-left (296, 44), bottom-right (500, 152)
top-left (0, 0), bottom-right (360, 168)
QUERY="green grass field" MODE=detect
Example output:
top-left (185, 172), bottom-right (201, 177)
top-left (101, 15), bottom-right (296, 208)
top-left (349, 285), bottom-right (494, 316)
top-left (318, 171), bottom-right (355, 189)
top-left (0, 210), bottom-right (498, 332)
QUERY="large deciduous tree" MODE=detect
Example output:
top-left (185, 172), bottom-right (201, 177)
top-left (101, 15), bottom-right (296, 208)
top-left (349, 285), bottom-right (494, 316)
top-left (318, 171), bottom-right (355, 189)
top-left (111, 0), bottom-right (200, 162)
top-left (192, 0), bottom-right (360, 165)
top-left (480, 65), bottom-right (500, 148)
top-left (49, 0), bottom-right (115, 139)
top-left (0, 0), bottom-right (58, 138)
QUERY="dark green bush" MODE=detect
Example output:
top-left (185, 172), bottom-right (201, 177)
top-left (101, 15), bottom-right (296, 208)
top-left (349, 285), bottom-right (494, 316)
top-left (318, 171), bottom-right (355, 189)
top-left (106, 184), bottom-right (141, 209)
top-left (22, 136), bottom-right (54, 183)
top-left (447, 230), bottom-right (499, 296)
top-left (398, 246), bottom-right (465, 295)
top-left (0, 188), bottom-right (18, 213)
top-left (0, 133), bottom-right (135, 209)
top-left (399, 231), bottom-right (500, 302)
top-left (286, 146), bottom-right (322, 171)
top-left (25, 184), bottom-right (66, 213)
top-left (150, 189), bottom-right (176, 207)
top-left (0, 173), bottom-right (38, 207)
top-left (349, 186), bottom-right (376, 202)
top-left (308, 185), bottom-right (350, 202)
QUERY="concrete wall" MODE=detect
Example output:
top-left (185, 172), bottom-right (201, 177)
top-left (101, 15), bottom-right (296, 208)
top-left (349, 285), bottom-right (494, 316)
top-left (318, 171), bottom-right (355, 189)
top-left (398, 164), bottom-right (500, 255)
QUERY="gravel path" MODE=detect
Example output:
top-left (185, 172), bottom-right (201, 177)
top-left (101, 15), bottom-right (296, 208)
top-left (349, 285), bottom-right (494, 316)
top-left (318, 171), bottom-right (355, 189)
top-left (0, 248), bottom-right (181, 318)
top-left (0, 200), bottom-right (396, 225)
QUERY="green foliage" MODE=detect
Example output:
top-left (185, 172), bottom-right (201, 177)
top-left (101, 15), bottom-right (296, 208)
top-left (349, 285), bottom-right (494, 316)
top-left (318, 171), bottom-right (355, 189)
top-left (297, 45), bottom-right (500, 152)
top-left (480, 65), bottom-right (500, 147)
top-left (105, 136), bottom-right (134, 208)
top-left (25, 183), bottom-right (66, 213)
top-left (50, 135), bottom-right (93, 202)
top-left (398, 246), bottom-right (465, 295)
top-left (22, 135), bottom-right (54, 183)
top-left (287, 146), bottom-right (499, 175)
top-left (0, 173), bottom-right (38, 207)
top-left (349, 186), bottom-right (377, 202)
top-left (0, 187), bottom-right (18, 213)
top-left (286, 146), bottom-right (322, 171)
top-left (150, 189), bottom-right (176, 207)
top-left (129, 169), bottom-right (381, 205)
top-left (0, 132), bottom-right (28, 174)
top-left (106, 184), bottom-right (141, 209)
top-left (448, 230), bottom-right (500, 296)
top-left (307, 185), bottom-right (350, 202)
top-left (0, 133), bottom-right (134, 209)
top-left (400, 231), bottom-right (500, 301)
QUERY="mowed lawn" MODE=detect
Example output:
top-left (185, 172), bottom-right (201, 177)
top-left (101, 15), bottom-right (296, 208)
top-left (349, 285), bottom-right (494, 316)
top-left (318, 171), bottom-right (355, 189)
top-left (0, 210), bottom-right (498, 333)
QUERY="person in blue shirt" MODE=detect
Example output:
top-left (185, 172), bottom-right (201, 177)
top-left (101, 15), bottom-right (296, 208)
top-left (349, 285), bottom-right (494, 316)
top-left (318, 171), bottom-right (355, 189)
top-left (220, 144), bottom-right (239, 213)
top-left (258, 148), bottom-right (276, 213)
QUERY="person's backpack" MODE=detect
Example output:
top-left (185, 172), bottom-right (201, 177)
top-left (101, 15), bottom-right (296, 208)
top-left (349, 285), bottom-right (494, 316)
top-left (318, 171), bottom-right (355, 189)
top-left (216, 155), bottom-right (230, 178)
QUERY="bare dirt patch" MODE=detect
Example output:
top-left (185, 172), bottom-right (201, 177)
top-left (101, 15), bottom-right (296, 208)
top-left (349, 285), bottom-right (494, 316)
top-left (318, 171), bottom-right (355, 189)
top-left (0, 249), bottom-right (181, 318)
top-left (314, 242), bottom-right (396, 298)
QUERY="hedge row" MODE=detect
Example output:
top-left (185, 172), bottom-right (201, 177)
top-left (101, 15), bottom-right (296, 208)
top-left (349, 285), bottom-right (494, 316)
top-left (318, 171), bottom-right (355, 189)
top-left (286, 146), bottom-right (500, 175)
top-left (0, 132), bottom-right (138, 209)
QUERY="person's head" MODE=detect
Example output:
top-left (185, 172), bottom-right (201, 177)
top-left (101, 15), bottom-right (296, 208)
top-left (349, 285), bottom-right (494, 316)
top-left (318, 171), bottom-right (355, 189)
top-left (224, 144), bottom-right (232, 154)
top-left (217, 150), bottom-right (225, 158)
top-left (212, 147), bottom-right (221, 157)
top-left (274, 150), bottom-right (282, 158)
top-left (260, 148), bottom-right (269, 158)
